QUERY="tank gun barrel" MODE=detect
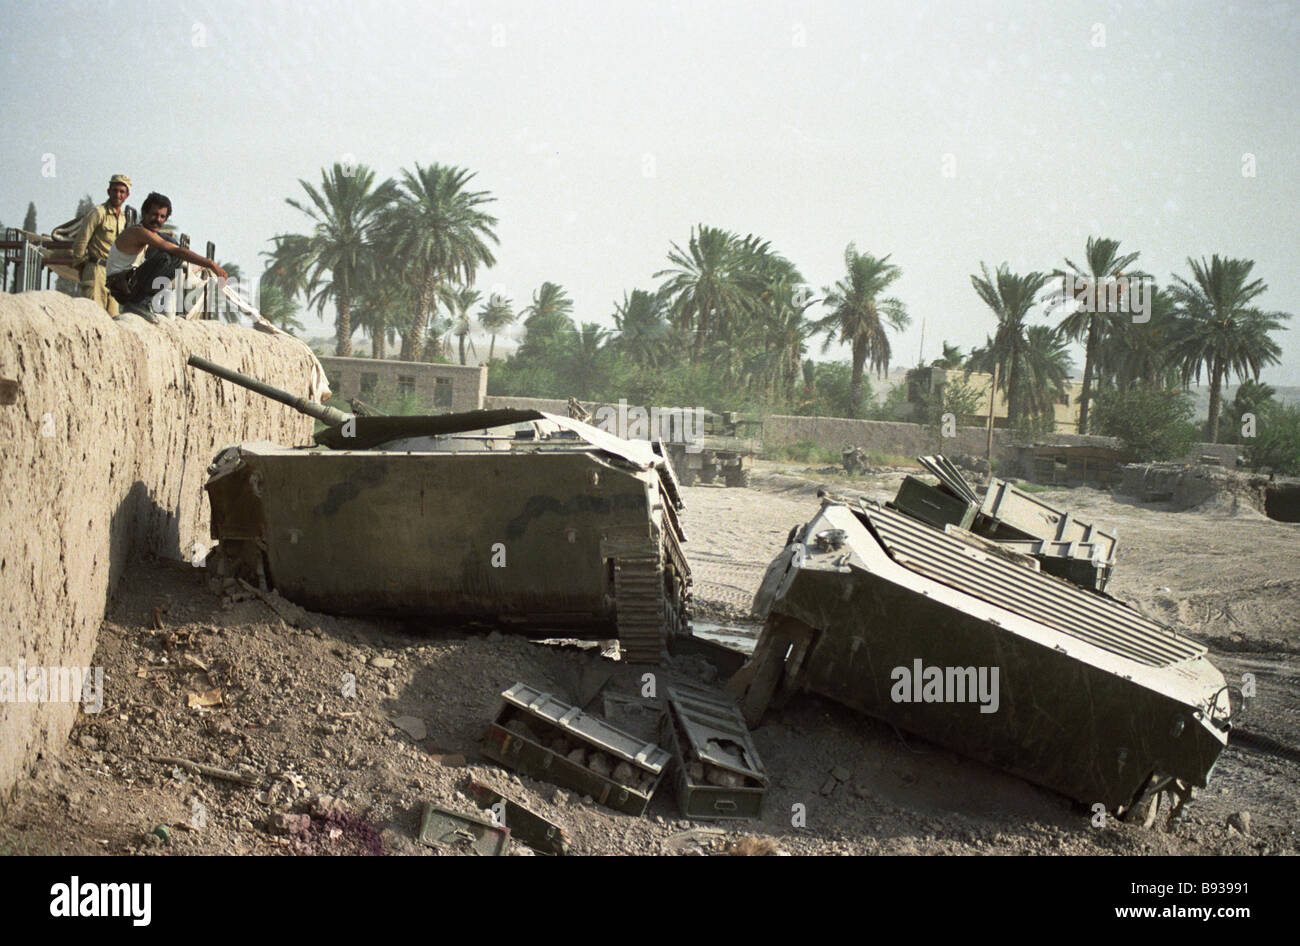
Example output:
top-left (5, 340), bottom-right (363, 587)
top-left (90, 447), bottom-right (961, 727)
top-left (186, 354), bottom-right (352, 427)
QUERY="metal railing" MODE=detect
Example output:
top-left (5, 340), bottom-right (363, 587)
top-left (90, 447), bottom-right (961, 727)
top-left (2, 228), bottom-right (45, 293)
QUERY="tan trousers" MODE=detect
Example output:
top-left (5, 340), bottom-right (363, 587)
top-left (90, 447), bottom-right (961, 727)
top-left (79, 262), bottom-right (119, 317)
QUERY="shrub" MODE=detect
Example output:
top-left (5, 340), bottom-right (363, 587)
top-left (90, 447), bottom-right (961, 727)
top-left (1244, 402), bottom-right (1300, 475)
top-left (1091, 385), bottom-right (1199, 462)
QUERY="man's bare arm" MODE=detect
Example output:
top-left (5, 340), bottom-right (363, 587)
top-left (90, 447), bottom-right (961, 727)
top-left (128, 227), bottom-right (228, 279)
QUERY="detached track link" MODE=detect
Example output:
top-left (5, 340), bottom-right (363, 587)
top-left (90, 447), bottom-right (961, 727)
top-left (614, 556), bottom-right (668, 663)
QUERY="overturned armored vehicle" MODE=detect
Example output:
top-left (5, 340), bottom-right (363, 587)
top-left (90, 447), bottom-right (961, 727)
top-left (734, 494), bottom-right (1234, 821)
top-left (193, 357), bottom-right (691, 663)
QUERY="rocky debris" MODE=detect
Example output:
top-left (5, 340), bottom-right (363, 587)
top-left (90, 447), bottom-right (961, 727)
top-left (1226, 811), bottom-right (1251, 836)
top-left (268, 812), bottom-right (312, 836)
top-left (393, 716), bottom-right (428, 741)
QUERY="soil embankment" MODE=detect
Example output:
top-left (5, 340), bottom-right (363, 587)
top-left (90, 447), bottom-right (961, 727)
top-left (0, 292), bottom-right (319, 802)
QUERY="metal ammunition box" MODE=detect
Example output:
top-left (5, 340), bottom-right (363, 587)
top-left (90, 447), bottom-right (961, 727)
top-left (466, 779), bottom-right (567, 855)
top-left (979, 477), bottom-right (1117, 565)
top-left (890, 475), bottom-right (977, 530)
top-left (418, 803), bottom-right (511, 855)
top-left (482, 682), bottom-right (670, 816)
top-left (660, 681), bottom-right (767, 820)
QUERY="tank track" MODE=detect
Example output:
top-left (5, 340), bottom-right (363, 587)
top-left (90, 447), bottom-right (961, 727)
top-left (614, 541), bottom-right (691, 664)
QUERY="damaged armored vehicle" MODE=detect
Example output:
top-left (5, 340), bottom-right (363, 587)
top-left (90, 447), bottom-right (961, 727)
top-left (191, 356), bottom-right (691, 663)
top-left (732, 458), bottom-right (1235, 823)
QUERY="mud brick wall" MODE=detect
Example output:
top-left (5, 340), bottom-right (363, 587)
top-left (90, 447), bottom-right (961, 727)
top-left (761, 413), bottom-right (1010, 458)
top-left (0, 292), bottom-right (318, 803)
top-left (763, 414), bottom-right (1241, 469)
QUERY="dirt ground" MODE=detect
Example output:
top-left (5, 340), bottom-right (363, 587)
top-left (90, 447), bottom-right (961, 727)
top-left (2, 460), bottom-right (1297, 856)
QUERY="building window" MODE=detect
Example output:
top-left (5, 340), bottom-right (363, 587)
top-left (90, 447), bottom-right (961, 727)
top-left (360, 373), bottom-right (378, 394)
top-left (434, 377), bottom-right (453, 408)
top-left (398, 375), bottom-right (415, 393)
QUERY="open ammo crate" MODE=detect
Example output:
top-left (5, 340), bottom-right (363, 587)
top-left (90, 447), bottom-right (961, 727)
top-left (889, 475), bottom-right (978, 530)
top-left (660, 681), bottom-right (767, 820)
top-left (483, 682), bottom-right (671, 816)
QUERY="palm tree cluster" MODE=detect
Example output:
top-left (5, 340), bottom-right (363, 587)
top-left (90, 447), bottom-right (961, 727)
top-left (263, 166), bottom-right (1289, 444)
top-left (969, 239), bottom-right (1290, 442)
top-left (266, 161), bottom-right (500, 360)
top-left (495, 228), bottom-right (910, 415)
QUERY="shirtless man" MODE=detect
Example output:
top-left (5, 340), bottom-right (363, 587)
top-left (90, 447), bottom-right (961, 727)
top-left (105, 191), bottom-right (227, 320)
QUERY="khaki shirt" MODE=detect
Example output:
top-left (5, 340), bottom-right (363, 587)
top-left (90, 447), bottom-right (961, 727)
top-left (71, 203), bottom-right (127, 267)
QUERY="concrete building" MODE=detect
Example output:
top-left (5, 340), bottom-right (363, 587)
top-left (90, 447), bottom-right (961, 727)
top-left (907, 366), bottom-right (1084, 434)
top-left (319, 357), bottom-right (486, 413)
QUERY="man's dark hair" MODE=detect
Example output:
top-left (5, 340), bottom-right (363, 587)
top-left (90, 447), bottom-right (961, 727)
top-left (141, 192), bottom-right (172, 215)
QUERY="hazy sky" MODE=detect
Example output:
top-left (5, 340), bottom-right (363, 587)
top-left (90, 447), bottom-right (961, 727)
top-left (4, 0), bottom-right (1298, 385)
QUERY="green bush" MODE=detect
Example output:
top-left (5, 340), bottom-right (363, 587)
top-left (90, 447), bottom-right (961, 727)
top-left (863, 383), bottom-right (911, 422)
top-left (765, 439), bottom-right (842, 465)
top-left (792, 361), bottom-right (875, 418)
top-left (1244, 402), bottom-right (1300, 475)
top-left (1091, 385), bottom-right (1199, 462)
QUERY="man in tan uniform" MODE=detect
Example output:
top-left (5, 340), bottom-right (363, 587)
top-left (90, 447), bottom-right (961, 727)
top-left (71, 173), bottom-right (132, 316)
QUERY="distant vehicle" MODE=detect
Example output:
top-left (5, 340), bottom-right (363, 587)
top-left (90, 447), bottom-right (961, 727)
top-left (665, 411), bottom-right (760, 488)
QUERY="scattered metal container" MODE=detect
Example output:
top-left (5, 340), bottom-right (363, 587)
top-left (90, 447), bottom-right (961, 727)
top-left (465, 779), bottom-right (568, 856)
top-left (889, 475), bottom-right (977, 530)
top-left (482, 682), bottom-right (671, 816)
top-left (660, 681), bottom-right (767, 820)
top-left (417, 803), bottom-right (511, 856)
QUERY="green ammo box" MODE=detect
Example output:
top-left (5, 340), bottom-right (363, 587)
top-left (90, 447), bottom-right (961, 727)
top-left (660, 681), bottom-right (767, 821)
top-left (482, 682), bottom-right (671, 816)
top-left (890, 475), bottom-right (977, 530)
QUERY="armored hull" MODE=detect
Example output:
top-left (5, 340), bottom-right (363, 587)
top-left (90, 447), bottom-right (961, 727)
top-left (205, 410), bottom-right (691, 663)
top-left (737, 500), bottom-right (1233, 814)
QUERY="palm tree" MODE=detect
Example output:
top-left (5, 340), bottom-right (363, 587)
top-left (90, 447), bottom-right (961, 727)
top-left (656, 225), bottom-right (764, 362)
top-left (611, 289), bottom-right (672, 368)
top-left (518, 282), bottom-right (576, 360)
top-left (969, 262), bottom-right (1051, 425)
top-left (261, 233), bottom-right (313, 297)
top-left (477, 293), bottom-right (516, 362)
top-left (810, 244), bottom-right (910, 417)
top-left (446, 286), bottom-right (481, 365)
top-left (1093, 286), bottom-right (1182, 392)
top-left (1167, 255), bottom-right (1290, 442)
top-left (1050, 237), bottom-right (1145, 433)
top-left (748, 251), bottom-right (811, 400)
top-left (570, 323), bottom-right (609, 397)
top-left (283, 163), bottom-right (396, 356)
top-left (932, 341), bottom-right (964, 369)
top-left (1219, 378), bottom-right (1277, 443)
top-left (756, 297), bottom-right (812, 401)
top-left (383, 164), bottom-right (499, 362)
top-left (351, 271), bottom-right (414, 359)
top-left (1018, 325), bottom-right (1073, 427)
top-left (255, 281), bottom-right (306, 335)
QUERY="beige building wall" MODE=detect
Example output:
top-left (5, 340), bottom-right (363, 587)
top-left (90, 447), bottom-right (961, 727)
top-left (320, 357), bottom-right (486, 413)
top-left (925, 367), bottom-right (1083, 434)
